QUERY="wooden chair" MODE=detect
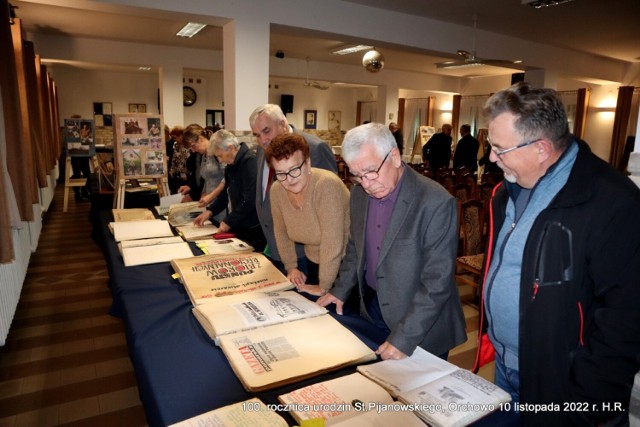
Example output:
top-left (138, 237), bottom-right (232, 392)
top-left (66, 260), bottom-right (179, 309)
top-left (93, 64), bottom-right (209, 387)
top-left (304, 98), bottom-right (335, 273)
top-left (436, 168), bottom-right (455, 194)
top-left (481, 171), bottom-right (504, 186)
top-left (456, 199), bottom-right (485, 290)
top-left (63, 156), bottom-right (87, 213)
top-left (452, 183), bottom-right (470, 204)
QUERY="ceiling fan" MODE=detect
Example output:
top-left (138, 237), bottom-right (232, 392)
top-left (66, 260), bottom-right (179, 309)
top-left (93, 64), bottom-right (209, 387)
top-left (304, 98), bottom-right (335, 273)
top-left (436, 14), bottom-right (525, 71)
top-left (304, 57), bottom-right (330, 90)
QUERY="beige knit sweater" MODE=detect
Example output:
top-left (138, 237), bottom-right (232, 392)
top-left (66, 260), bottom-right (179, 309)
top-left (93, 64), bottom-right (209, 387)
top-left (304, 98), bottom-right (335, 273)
top-left (270, 168), bottom-right (350, 290)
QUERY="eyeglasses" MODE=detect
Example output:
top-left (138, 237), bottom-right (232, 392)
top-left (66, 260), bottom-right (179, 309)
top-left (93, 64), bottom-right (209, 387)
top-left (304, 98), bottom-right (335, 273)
top-left (490, 138), bottom-right (543, 157)
top-left (274, 159), bottom-right (306, 181)
top-left (349, 150), bottom-right (392, 184)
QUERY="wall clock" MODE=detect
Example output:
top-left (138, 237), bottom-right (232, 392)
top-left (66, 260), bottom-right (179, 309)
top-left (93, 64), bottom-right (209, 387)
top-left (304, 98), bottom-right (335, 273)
top-left (183, 86), bottom-right (197, 107)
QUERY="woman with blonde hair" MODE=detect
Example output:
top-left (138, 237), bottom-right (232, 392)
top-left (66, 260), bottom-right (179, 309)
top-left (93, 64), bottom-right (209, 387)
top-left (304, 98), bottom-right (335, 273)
top-left (177, 124), bottom-right (225, 210)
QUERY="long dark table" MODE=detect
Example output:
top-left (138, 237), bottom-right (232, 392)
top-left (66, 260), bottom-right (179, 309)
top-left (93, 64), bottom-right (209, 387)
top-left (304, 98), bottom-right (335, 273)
top-left (93, 210), bottom-right (512, 426)
top-left (93, 210), bottom-right (390, 426)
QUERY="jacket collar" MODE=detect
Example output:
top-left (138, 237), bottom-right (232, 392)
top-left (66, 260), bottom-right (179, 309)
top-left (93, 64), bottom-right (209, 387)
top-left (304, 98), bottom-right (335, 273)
top-left (502, 137), bottom-right (590, 209)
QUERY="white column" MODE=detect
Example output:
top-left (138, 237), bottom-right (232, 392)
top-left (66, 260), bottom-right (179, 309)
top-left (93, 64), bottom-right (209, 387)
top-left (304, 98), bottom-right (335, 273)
top-left (159, 62), bottom-right (183, 128)
top-left (223, 17), bottom-right (269, 131)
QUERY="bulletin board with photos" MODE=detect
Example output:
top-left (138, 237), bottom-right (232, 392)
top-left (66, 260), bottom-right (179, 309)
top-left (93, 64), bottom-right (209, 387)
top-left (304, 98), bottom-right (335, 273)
top-left (63, 118), bottom-right (96, 157)
top-left (113, 114), bottom-right (166, 180)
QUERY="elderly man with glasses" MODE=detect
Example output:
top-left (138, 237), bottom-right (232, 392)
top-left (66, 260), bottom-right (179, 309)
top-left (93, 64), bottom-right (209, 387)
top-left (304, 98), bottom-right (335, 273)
top-left (474, 82), bottom-right (640, 426)
top-left (318, 122), bottom-right (466, 361)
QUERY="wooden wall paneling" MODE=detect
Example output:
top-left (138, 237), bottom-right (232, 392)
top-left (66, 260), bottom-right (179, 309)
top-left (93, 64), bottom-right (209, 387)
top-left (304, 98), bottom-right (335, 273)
top-left (452, 94), bottom-right (461, 142)
top-left (10, 19), bottom-right (38, 205)
top-left (425, 97), bottom-right (434, 127)
top-left (0, 0), bottom-right (12, 264)
top-left (52, 81), bottom-right (62, 161)
top-left (24, 42), bottom-right (48, 188)
top-left (34, 55), bottom-right (52, 187)
top-left (45, 70), bottom-right (60, 168)
top-left (1, 0), bottom-right (32, 223)
top-left (39, 62), bottom-right (54, 170)
top-left (573, 88), bottom-right (590, 140)
top-left (610, 86), bottom-right (634, 171)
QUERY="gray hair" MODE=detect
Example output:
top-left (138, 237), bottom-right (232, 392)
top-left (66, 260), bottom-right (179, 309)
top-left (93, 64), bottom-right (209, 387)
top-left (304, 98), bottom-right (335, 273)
top-left (210, 129), bottom-right (240, 155)
top-left (249, 104), bottom-right (287, 127)
top-left (341, 122), bottom-right (396, 163)
top-left (483, 82), bottom-right (570, 150)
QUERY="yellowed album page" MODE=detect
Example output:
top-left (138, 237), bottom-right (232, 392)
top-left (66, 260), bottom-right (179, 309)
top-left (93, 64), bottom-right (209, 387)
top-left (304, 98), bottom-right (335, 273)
top-left (168, 397), bottom-right (287, 427)
top-left (218, 315), bottom-right (376, 392)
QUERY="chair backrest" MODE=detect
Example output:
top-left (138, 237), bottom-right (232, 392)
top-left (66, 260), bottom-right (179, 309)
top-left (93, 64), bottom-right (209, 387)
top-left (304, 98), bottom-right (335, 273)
top-left (459, 199), bottom-right (485, 256)
top-left (452, 183), bottom-right (470, 204)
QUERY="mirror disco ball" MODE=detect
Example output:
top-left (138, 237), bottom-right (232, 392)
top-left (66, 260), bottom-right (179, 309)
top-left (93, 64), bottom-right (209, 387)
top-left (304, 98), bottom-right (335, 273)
top-left (362, 49), bottom-right (384, 72)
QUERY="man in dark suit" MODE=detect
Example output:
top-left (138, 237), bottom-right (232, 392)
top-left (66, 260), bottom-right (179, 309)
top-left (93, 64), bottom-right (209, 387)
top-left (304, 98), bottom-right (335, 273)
top-left (318, 123), bottom-right (466, 360)
top-left (388, 122), bottom-right (404, 154)
top-left (422, 124), bottom-right (452, 170)
top-left (250, 104), bottom-right (337, 274)
top-left (453, 124), bottom-right (480, 171)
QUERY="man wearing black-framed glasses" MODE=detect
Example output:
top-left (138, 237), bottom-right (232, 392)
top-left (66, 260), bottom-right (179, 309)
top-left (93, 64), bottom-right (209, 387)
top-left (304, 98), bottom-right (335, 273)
top-left (249, 104), bottom-right (337, 275)
top-left (475, 82), bottom-right (640, 426)
top-left (318, 123), bottom-right (466, 362)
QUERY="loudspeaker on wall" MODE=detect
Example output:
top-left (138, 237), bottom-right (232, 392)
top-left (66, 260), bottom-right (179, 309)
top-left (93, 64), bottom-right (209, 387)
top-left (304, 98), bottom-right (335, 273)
top-left (511, 73), bottom-right (525, 85)
top-left (281, 94), bottom-right (294, 114)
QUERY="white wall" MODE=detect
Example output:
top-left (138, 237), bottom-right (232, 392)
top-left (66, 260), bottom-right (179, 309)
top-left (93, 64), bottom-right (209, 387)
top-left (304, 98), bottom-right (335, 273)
top-left (48, 66), bottom-right (160, 120)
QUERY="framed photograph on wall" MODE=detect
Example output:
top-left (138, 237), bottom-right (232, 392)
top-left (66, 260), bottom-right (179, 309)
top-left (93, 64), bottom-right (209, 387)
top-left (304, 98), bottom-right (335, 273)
top-left (304, 110), bottom-right (317, 129)
top-left (328, 110), bottom-right (341, 130)
top-left (129, 103), bottom-right (147, 113)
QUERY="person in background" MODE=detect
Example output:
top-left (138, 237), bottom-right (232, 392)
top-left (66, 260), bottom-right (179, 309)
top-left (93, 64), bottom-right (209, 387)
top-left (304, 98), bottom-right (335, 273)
top-left (388, 122), bottom-right (404, 154)
top-left (165, 125), bottom-right (175, 192)
top-left (477, 128), bottom-right (502, 174)
top-left (178, 124), bottom-right (225, 213)
top-left (266, 133), bottom-right (350, 296)
top-left (193, 130), bottom-right (266, 251)
top-left (249, 104), bottom-right (337, 274)
top-left (474, 82), bottom-right (640, 426)
top-left (69, 114), bottom-right (91, 201)
top-left (453, 124), bottom-right (479, 171)
top-left (168, 126), bottom-right (192, 194)
top-left (422, 124), bottom-right (452, 170)
top-left (317, 123), bottom-right (466, 361)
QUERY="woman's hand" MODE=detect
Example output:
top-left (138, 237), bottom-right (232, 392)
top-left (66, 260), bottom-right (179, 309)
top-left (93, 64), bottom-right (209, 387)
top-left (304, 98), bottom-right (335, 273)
top-left (217, 221), bottom-right (231, 233)
top-left (198, 195), bottom-right (211, 208)
top-left (287, 268), bottom-right (307, 287)
top-left (177, 185), bottom-right (190, 195)
top-left (193, 210), bottom-right (212, 227)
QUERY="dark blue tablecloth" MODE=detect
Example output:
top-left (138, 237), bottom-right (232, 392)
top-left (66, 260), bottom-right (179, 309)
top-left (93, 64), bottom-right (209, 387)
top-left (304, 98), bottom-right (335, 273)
top-left (93, 210), bottom-right (513, 427)
top-left (93, 211), bottom-right (390, 426)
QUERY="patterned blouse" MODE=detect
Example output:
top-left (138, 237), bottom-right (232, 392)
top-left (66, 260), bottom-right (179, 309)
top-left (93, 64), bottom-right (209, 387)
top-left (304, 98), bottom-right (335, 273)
top-left (170, 144), bottom-right (191, 177)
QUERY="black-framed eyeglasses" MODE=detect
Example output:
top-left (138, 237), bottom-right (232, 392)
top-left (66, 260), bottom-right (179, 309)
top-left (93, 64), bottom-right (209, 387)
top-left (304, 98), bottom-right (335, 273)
top-left (490, 138), bottom-right (543, 157)
top-left (349, 150), bottom-right (392, 184)
top-left (274, 159), bottom-right (306, 181)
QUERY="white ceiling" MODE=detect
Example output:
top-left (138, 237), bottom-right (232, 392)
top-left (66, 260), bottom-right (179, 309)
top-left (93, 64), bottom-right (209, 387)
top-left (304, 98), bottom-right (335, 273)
top-left (10, 0), bottom-right (640, 82)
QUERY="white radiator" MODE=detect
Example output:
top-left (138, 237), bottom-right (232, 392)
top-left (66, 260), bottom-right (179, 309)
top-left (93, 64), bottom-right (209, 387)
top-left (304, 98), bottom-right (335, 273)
top-left (0, 224), bottom-right (32, 346)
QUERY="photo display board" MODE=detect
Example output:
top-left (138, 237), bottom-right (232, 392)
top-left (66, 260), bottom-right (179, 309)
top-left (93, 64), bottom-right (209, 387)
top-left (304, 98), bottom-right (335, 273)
top-left (113, 114), bottom-right (166, 179)
top-left (64, 118), bottom-right (96, 157)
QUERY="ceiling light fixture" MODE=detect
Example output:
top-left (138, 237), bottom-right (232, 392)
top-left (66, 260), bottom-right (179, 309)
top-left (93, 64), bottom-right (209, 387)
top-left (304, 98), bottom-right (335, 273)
top-left (332, 44), bottom-right (373, 56)
top-left (138, 66), bottom-right (151, 71)
top-left (362, 49), bottom-right (385, 73)
top-left (176, 22), bottom-right (206, 38)
top-left (522, 0), bottom-right (576, 8)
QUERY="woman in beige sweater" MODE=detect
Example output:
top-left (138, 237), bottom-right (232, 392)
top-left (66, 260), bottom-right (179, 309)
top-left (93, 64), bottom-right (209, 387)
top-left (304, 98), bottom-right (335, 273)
top-left (266, 133), bottom-right (350, 296)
